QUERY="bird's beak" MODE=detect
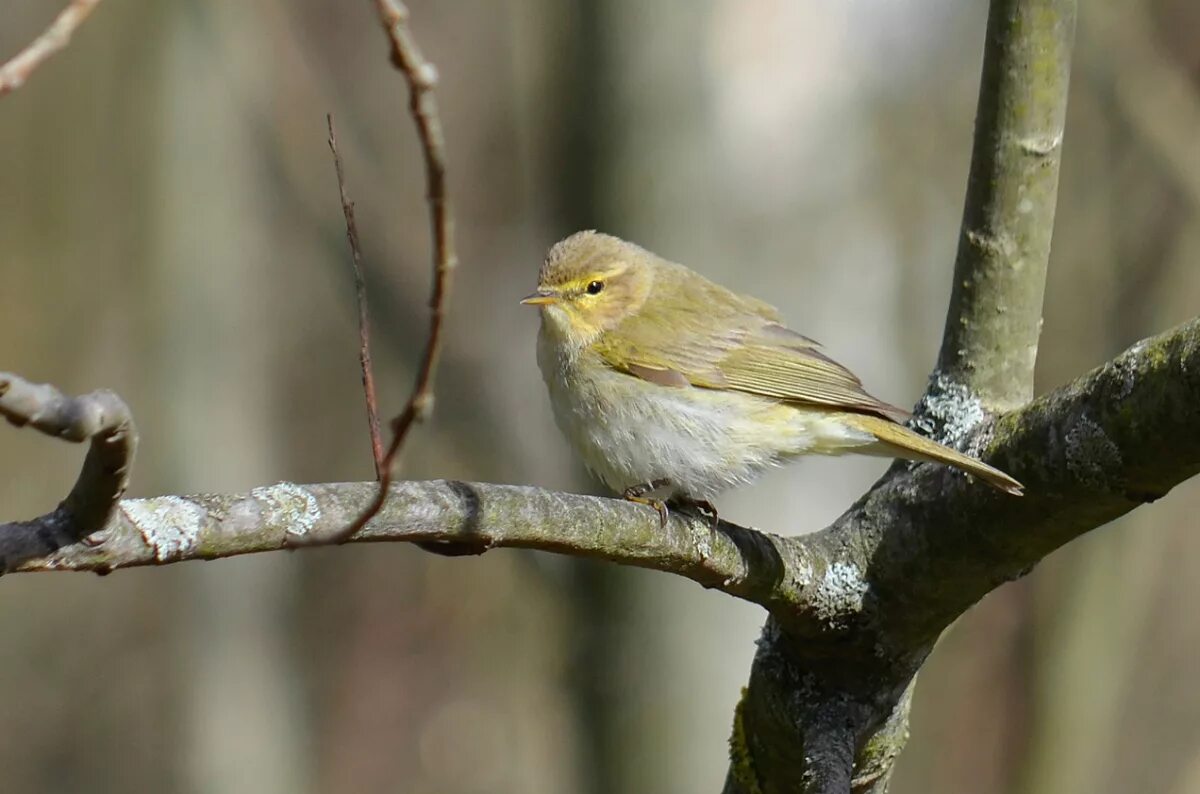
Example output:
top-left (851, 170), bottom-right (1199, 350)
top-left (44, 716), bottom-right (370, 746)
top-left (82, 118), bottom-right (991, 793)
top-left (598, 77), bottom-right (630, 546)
top-left (520, 290), bottom-right (559, 306)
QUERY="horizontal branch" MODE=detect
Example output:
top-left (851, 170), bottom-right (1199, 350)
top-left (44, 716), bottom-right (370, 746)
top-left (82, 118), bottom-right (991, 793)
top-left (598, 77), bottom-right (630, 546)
top-left (5, 319), bottom-right (1198, 644)
top-left (10, 479), bottom-right (807, 606)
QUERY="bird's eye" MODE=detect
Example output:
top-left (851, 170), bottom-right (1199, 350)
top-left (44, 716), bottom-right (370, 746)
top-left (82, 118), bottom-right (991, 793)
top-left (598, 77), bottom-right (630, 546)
top-left (585, 280), bottom-right (604, 295)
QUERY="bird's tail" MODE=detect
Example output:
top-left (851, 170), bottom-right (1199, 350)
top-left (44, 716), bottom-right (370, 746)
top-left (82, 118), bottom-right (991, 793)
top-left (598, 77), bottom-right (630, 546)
top-left (841, 413), bottom-right (1024, 496)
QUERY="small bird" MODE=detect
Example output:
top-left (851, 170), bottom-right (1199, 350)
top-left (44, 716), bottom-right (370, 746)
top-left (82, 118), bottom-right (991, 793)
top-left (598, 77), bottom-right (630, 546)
top-left (522, 231), bottom-right (1022, 523)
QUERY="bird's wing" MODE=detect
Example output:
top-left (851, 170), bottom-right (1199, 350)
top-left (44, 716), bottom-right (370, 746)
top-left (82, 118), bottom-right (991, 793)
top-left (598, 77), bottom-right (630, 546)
top-left (594, 273), bottom-right (909, 422)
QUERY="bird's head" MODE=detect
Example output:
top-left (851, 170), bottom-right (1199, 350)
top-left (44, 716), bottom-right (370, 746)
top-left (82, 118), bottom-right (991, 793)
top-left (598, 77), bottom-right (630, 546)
top-left (522, 231), bottom-right (654, 351)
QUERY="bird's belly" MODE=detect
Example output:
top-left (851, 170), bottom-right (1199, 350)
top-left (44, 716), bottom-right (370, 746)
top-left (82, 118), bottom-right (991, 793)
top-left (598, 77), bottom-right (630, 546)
top-left (540, 351), bottom-right (872, 499)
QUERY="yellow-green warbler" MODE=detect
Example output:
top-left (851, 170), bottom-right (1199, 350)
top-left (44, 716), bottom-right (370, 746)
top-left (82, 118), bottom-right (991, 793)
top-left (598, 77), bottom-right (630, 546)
top-left (523, 231), bottom-right (1022, 522)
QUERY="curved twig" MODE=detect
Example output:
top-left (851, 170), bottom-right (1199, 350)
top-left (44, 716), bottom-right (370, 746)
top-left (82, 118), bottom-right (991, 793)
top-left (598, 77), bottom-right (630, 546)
top-left (0, 373), bottom-right (136, 570)
top-left (0, 0), bottom-right (104, 97)
top-left (326, 0), bottom-right (458, 544)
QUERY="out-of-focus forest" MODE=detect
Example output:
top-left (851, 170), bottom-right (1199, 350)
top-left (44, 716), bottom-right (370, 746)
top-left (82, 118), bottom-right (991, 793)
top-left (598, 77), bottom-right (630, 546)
top-left (1, 1), bottom-right (1198, 792)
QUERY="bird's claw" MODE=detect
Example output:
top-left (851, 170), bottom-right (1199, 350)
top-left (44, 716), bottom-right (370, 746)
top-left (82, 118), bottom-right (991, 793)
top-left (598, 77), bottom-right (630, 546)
top-left (623, 479), bottom-right (671, 528)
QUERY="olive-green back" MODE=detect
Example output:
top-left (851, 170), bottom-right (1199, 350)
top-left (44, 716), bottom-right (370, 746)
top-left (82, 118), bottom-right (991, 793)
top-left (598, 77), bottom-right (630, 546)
top-left (593, 259), bottom-right (909, 422)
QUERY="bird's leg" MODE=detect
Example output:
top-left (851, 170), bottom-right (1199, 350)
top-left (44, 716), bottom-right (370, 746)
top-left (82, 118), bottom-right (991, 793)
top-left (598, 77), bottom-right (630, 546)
top-left (622, 478), bottom-right (672, 528)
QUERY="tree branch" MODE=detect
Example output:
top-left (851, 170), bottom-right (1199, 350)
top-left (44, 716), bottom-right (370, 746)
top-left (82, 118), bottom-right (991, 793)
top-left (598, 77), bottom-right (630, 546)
top-left (0, 0), bottom-right (103, 97)
top-left (5, 318), bottom-right (1196, 604)
top-left (729, 3), bottom-right (1077, 785)
top-left (373, 0), bottom-right (456, 445)
top-left (930, 0), bottom-right (1076, 413)
top-left (0, 373), bottom-right (135, 570)
top-left (0, 322), bottom-right (1196, 790)
top-left (329, 0), bottom-right (459, 543)
top-left (725, 315), bottom-right (1198, 793)
top-left (842, 316), bottom-right (1200, 645)
top-left (11, 479), bottom-right (800, 605)
top-left (326, 113), bottom-right (385, 479)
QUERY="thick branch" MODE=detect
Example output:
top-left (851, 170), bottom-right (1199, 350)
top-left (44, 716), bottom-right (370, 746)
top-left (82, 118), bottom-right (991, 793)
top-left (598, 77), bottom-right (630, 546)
top-left (932, 0), bottom-right (1076, 411)
top-left (0, 373), bottom-right (135, 570)
top-left (729, 316), bottom-right (1197, 793)
top-left (836, 316), bottom-right (1200, 649)
top-left (0, 0), bottom-right (103, 97)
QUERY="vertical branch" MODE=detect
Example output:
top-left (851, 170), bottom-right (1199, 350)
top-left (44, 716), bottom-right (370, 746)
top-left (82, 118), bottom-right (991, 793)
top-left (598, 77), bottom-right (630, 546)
top-left (0, 0), bottom-right (103, 96)
top-left (327, 114), bottom-right (385, 479)
top-left (932, 0), bottom-right (1077, 412)
top-left (728, 2), bottom-right (1078, 791)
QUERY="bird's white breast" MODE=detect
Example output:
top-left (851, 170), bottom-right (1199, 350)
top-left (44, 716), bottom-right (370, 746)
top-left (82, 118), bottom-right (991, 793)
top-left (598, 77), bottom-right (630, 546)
top-left (536, 323), bottom-right (873, 500)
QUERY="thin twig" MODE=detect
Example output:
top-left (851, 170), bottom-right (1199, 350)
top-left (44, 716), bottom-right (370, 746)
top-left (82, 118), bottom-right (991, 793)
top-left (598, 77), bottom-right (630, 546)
top-left (326, 0), bottom-right (457, 544)
top-left (0, 0), bottom-right (103, 97)
top-left (327, 113), bottom-right (385, 479)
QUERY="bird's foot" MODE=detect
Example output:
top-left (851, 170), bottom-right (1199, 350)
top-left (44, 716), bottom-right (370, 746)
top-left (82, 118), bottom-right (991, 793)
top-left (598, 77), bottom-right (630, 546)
top-left (623, 478), bottom-right (672, 528)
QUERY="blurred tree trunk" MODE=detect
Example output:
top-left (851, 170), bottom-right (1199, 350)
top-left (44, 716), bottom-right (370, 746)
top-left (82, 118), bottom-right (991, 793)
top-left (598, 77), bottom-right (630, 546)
top-left (150, 5), bottom-right (312, 792)
top-left (554, 4), bottom-right (769, 793)
top-left (540, 2), bottom-right (628, 792)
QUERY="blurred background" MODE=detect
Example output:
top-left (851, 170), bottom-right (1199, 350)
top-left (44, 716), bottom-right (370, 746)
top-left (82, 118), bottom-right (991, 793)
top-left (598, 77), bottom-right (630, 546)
top-left (1, 0), bottom-right (1198, 792)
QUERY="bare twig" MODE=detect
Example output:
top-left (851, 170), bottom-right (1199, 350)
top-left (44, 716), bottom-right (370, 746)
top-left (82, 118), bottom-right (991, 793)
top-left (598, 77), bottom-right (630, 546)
top-left (0, 373), bottom-right (136, 570)
top-left (326, 0), bottom-right (457, 544)
top-left (0, 0), bottom-right (103, 97)
top-left (327, 113), bottom-right (385, 479)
